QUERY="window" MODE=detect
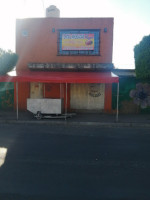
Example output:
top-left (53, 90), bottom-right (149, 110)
top-left (58, 29), bottom-right (100, 56)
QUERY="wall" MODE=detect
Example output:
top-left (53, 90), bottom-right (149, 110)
top-left (16, 18), bottom-right (114, 71)
top-left (104, 83), bottom-right (112, 113)
top-left (112, 77), bottom-right (150, 114)
top-left (44, 83), bottom-right (70, 111)
top-left (14, 82), bottom-right (30, 110)
top-left (14, 82), bottom-right (71, 111)
top-left (0, 83), bottom-right (14, 110)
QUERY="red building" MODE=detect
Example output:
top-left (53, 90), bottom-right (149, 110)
top-left (14, 13), bottom-right (118, 114)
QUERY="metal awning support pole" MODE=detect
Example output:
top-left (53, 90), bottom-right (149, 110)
top-left (65, 83), bottom-right (67, 120)
top-left (44, 83), bottom-right (45, 98)
top-left (16, 82), bottom-right (19, 120)
top-left (116, 82), bottom-right (119, 122)
top-left (60, 83), bottom-right (61, 99)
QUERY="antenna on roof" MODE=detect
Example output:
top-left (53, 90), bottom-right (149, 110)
top-left (41, 0), bottom-right (45, 12)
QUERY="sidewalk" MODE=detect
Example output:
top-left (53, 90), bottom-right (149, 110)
top-left (0, 110), bottom-right (150, 127)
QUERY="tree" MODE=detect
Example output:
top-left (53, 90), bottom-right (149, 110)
top-left (0, 48), bottom-right (18, 75)
top-left (134, 35), bottom-right (150, 79)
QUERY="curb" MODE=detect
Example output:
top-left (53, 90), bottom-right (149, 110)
top-left (0, 119), bottom-right (150, 128)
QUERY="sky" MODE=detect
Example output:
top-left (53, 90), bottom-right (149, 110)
top-left (0, 0), bottom-right (149, 69)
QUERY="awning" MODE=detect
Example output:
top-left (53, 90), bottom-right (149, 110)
top-left (0, 71), bottom-right (119, 83)
top-left (0, 71), bottom-right (119, 122)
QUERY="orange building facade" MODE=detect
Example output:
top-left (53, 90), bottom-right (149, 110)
top-left (15, 17), bottom-right (115, 113)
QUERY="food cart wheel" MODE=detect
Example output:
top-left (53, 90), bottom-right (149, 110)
top-left (36, 111), bottom-right (42, 120)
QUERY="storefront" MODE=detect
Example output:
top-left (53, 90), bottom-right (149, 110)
top-left (0, 71), bottom-right (119, 120)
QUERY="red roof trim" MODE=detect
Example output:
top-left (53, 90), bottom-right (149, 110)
top-left (0, 71), bottom-right (119, 83)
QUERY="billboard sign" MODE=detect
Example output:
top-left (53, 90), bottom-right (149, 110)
top-left (62, 33), bottom-right (94, 50)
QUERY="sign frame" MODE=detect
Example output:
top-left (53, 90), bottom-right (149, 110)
top-left (57, 29), bottom-right (100, 56)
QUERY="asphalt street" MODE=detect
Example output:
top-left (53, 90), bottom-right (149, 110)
top-left (0, 123), bottom-right (150, 200)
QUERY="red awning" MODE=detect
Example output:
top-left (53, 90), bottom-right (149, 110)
top-left (0, 71), bottom-right (119, 83)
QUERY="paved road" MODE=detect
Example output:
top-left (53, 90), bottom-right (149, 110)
top-left (0, 123), bottom-right (150, 200)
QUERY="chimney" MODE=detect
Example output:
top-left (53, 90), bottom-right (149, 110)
top-left (46, 5), bottom-right (60, 18)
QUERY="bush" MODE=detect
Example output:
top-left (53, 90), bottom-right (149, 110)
top-left (134, 35), bottom-right (150, 79)
top-left (0, 48), bottom-right (18, 75)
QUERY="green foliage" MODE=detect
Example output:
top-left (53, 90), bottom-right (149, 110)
top-left (134, 35), bottom-right (150, 79)
top-left (0, 48), bottom-right (18, 75)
